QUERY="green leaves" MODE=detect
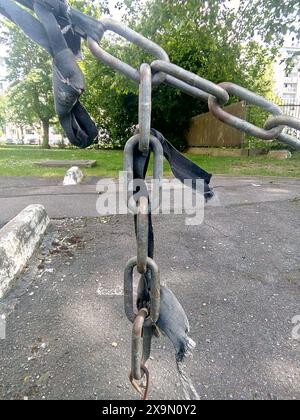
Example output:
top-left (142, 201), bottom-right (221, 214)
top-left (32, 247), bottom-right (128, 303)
top-left (1, 0), bottom-right (298, 149)
top-left (80, 0), bottom-right (282, 147)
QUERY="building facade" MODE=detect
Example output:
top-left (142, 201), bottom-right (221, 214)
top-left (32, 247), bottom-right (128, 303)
top-left (275, 43), bottom-right (300, 108)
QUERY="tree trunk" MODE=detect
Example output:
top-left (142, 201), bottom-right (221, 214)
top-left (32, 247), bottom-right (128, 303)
top-left (41, 119), bottom-right (50, 149)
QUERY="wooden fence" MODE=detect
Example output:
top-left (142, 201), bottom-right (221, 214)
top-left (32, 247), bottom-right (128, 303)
top-left (186, 101), bottom-right (247, 148)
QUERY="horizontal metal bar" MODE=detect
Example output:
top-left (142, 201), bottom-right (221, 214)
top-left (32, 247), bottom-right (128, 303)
top-left (164, 75), bottom-right (209, 101)
top-left (151, 60), bottom-right (229, 104)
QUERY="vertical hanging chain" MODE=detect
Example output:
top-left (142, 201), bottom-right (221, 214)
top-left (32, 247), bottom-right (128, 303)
top-left (123, 63), bottom-right (163, 399)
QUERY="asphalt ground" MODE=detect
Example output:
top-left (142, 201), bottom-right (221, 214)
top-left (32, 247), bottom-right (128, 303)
top-left (0, 176), bottom-right (299, 400)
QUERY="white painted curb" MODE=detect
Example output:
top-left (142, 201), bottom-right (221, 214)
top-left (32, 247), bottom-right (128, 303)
top-left (63, 166), bottom-right (84, 185)
top-left (0, 205), bottom-right (50, 298)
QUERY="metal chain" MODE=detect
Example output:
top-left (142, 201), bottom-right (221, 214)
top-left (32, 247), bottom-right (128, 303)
top-left (87, 18), bottom-right (300, 400)
top-left (88, 19), bottom-right (300, 150)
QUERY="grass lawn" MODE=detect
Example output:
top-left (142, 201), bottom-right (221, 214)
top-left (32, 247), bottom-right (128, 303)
top-left (0, 144), bottom-right (300, 178)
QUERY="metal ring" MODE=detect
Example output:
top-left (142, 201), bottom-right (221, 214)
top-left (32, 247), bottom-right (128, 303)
top-left (124, 257), bottom-right (160, 325)
top-left (136, 196), bottom-right (149, 275)
top-left (88, 19), bottom-right (169, 85)
top-left (151, 60), bottom-right (229, 105)
top-left (264, 115), bottom-right (300, 132)
top-left (124, 134), bottom-right (164, 213)
top-left (208, 82), bottom-right (284, 140)
top-left (139, 64), bottom-right (152, 155)
top-left (264, 115), bottom-right (300, 150)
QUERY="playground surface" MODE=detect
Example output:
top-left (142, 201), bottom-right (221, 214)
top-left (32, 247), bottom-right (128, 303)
top-left (0, 175), bottom-right (299, 400)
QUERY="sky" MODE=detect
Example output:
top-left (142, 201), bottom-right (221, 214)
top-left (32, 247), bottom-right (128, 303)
top-left (0, 1), bottom-right (294, 60)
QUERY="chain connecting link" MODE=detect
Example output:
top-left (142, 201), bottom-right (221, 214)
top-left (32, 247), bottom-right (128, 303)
top-left (208, 82), bottom-right (284, 140)
top-left (124, 134), bottom-right (163, 214)
top-left (136, 196), bottom-right (149, 275)
top-left (139, 63), bottom-right (152, 155)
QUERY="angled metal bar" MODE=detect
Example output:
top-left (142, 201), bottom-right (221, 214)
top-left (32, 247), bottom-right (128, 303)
top-left (164, 75), bottom-right (209, 101)
top-left (151, 60), bottom-right (229, 104)
top-left (88, 18), bottom-right (169, 85)
top-left (276, 132), bottom-right (300, 150)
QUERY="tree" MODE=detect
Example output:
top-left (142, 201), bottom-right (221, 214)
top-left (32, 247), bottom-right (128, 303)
top-left (0, 21), bottom-right (55, 148)
top-left (0, 95), bottom-right (8, 135)
top-left (232, 0), bottom-right (300, 48)
top-left (81, 0), bottom-right (279, 149)
top-left (0, 0), bottom-right (107, 148)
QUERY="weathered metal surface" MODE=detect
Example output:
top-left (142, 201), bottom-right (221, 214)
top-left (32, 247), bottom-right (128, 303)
top-left (138, 64), bottom-right (152, 155)
top-left (88, 19), bottom-right (169, 85)
top-left (265, 115), bottom-right (300, 150)
top-left (131, 308), bottom-right (149, 381)
top-left (151, 60), bottom-right (229, 104)
top-left (208, 82), bottom-right (283, 140)
top-left (124, 134), bottom-right (163, 213)
top-left (136, 197), bottom-right (149, 275)
top-left (124, 257), bottom-right (160, 325)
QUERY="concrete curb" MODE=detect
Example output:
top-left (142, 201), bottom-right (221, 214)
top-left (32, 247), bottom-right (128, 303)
top-left (0, 205), bottom-right (50, 298)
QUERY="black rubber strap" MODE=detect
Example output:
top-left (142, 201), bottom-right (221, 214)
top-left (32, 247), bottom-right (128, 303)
top-left (134, 128), bottom-right (214, 308)
top-left (0, 0), bottom-right (102, 148)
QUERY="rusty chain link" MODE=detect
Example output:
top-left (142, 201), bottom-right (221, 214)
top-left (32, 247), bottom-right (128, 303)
top-left (87, 19), bottom-right (300, 150)
top-left (87, 18), bottom-right (300, 400)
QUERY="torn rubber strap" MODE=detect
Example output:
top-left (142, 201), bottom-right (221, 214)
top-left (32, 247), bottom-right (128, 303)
top-left (134, 129), bottom-right (211, 360)
top-left (157, 286), bottom-right (195, 362)
top-left (0, 0), bottom-right (103, 148)
top-left (133, 128), bottom-right (214, 200)
top-left (133, 127), bottom-right (214, 270)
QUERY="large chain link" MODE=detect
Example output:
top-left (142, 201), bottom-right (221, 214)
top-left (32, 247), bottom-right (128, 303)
top-left (87, 18), bottom-right (300, 400)
top-left (88, 19), bottom-right (300, 150)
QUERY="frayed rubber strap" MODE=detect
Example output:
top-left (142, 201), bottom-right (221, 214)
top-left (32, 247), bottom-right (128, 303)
top-left (0, 0), bottom-right (103, 148)
top-left (134, 129), bottom-right (213, 313)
